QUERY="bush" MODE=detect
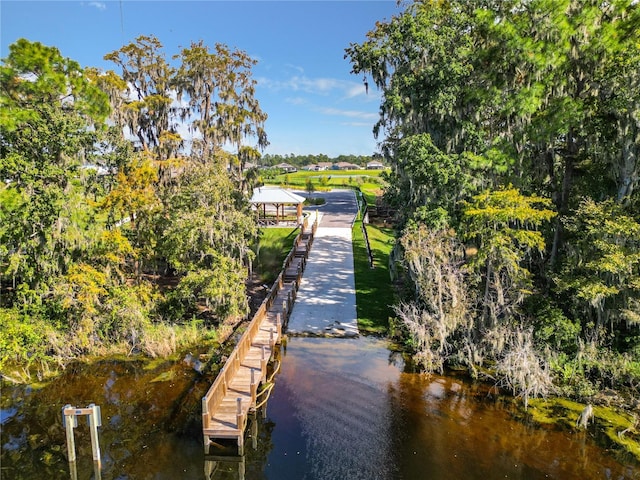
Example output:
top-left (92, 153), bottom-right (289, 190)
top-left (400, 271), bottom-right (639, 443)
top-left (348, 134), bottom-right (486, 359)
top-left (170, 261), bottom-right (248, 323)
top-left (525, 296), bottom-right (580, 354)
top-left (0, 308), bottom-right (53, 371)
top-left (100, 283), bottom-right (157, 345)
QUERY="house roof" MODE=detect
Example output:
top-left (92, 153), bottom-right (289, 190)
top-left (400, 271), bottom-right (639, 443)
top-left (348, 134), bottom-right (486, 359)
top-left (250, 187), bottom-right (306, 204)
top-left (335, 162), bottom-right (360, 169)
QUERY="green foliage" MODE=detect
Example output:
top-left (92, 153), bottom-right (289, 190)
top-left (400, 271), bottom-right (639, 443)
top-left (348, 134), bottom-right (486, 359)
top-left (550, 344), bottom-right (640, 401)
top-left (1, 39), bottom-right (110, 297)
top-left (170, 258), bottom-right (248, 322)
top-left (525, 296), bottom-right (580, 354)
top-left (462, 187), bottom-right (556, 328)
top-left (305, 178), bottom-right (315, 196)
top-left (386, 133), bottom-right (469, 225)
top-left (556, 199), bottom-right (640, 341)
top-left (99, 283), bottom-right (156, 345)
top-left (159, 161), bottom-right (257, 274)
top-left (0, 308), bottom-right (52, 370)
top-left (260, 153), bottom-right (376, 168)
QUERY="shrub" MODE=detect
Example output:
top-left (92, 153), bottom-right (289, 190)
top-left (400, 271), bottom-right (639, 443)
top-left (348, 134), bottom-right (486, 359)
top-left (0, 308), bottom-right (53, 372)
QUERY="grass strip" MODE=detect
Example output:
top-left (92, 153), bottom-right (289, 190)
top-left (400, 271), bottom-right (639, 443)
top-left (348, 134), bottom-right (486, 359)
top-left (352, 219), bottom-right (396, 334)
top-left (253, 227), bottom-right (300, 284)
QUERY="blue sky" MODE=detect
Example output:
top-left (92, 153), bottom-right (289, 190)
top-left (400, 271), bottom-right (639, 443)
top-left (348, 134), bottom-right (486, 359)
top-left (1, 1), bottom-right (402, 157)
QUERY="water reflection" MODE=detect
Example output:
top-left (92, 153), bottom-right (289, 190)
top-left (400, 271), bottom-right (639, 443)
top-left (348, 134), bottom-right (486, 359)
top-left (255, 337), bottom-right (639, 480)
top-left (1, 337), bottom-right (638, 479)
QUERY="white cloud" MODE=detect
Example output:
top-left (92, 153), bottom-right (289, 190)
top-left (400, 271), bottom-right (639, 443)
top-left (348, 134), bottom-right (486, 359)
top-left (285, 97), bottom-right (308, 106)
top-left (86, 1), bottom-right (106, 11)
top-left (345, 83), bottom-right (367, 98)
top-left (284, 64), bottom-right (305, 74)
top-left (316, 107), bottom-right (378, 121)
top-left (258, 75), bottom-right (364, 98)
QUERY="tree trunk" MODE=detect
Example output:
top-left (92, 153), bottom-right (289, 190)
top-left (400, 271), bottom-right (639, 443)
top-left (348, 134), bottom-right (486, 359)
top-left (549, 133), bottom-right (576, 270)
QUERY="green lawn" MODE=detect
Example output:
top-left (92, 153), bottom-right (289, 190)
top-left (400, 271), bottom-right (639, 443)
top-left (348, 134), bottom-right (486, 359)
top-left (352, 219), bottom-right (396, 334)
top-left (266, 169), bottom-right (386, 191)
top-left (359, 183), bottom-right (382, 207)
top-left (253, 227), bottom-right (300, 285)
top-left (262, 169), bottom-right (385, 208)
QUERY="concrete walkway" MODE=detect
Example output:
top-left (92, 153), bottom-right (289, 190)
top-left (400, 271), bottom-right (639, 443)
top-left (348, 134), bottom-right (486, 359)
top-left (286, 190), bottom-right (359, 337)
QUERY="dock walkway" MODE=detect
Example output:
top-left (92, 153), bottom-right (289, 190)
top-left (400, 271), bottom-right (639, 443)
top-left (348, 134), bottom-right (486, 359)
top-left (202, 220), bottom-right (316, 453)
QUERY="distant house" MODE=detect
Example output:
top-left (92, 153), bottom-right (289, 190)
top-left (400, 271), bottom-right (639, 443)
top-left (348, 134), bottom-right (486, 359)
top-left (366, 160), bottom-right (385, 170)
top-left (317, 162), bottom-right (333, 171)
top-left (275, 162), bottom-right (297, 173)
top-left (333, 162), bottom-right (360, 170)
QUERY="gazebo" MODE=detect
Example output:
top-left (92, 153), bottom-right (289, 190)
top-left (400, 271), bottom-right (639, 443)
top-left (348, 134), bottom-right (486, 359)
top-left (250, 187), bottom-right (306, 226)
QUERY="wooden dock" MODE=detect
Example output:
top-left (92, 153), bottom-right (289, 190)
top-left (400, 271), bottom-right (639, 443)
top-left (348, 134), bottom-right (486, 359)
top-left (202, 218), bottom-right (316, 454)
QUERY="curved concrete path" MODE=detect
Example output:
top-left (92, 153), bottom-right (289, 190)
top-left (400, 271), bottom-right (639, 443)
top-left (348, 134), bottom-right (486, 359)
top-left (286, 190), bottom-right (359, 337)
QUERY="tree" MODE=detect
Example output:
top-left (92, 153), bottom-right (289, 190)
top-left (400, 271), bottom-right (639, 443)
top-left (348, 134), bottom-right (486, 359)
top-left (174, 41), bottom-right (268, 169)
top-left (345, 1), bottom-right (480, 153)
top-left (103, 36), bottom-right (268, 176)
top-left (556, 199), bottom-right (640, 344)
top-left (395, 226), bottom-right (473, 372)
top-left (103, 36), bottom-right (177, 159)
top-left (462, 187), bottom-right (556, 331)
top-left (0, 39), bottom-right (109, 301)
top-left (158, 162), bottom-right (257, 321)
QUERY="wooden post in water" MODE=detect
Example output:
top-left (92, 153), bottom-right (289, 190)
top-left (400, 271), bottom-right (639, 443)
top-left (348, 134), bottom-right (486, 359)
top-left (276, 313), bottom-right (282, 339)
top-left (250, 369), bottom-right (257, 405)
top-left (88, 404), bottom-right (102, 467)
top-left (261, 346), bottom-right (267, 382)
top-left (236, 398), bottom-right (244, 455)
top-left (62, 404), bottom-right (102, 475)
top-left (276, 316), bottom-right (282, 344)
top-left (62, 404), bottom-right (77, 463)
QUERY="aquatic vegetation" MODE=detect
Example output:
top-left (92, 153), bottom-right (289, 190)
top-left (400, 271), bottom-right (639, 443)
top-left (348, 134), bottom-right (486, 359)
top-left (527, 397), bottom-right (640, 462)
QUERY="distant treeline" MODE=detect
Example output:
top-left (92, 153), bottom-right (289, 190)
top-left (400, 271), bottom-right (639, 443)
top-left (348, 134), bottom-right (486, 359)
top-left (260, 153), bottom-right (381, 168)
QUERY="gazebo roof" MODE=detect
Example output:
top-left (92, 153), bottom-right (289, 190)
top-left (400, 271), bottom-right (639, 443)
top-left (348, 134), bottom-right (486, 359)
top-left (250, 187), bottom-right (305, 205)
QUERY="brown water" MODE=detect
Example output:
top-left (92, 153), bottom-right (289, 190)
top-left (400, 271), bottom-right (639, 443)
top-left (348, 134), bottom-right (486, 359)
top-left (1, 337), bottom-right (638, 479)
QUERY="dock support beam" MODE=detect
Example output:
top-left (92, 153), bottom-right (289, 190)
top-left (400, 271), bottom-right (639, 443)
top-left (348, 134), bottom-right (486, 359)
top-left (236, 398), bottom-right (244, 455)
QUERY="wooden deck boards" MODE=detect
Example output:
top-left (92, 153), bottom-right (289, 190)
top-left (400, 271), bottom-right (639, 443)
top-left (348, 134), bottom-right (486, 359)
top-left (203, 234), bottom-right (310, 451)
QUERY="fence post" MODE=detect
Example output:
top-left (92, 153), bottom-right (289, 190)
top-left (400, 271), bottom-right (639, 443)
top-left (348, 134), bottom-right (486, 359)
top-left (62, 404), bottom-right (77, 463)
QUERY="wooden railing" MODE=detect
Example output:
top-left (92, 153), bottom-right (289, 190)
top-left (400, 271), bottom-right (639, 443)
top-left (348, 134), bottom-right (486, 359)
top-left (201, 299), bottom-right (283, 437)
top-left (201, 216), bottom-right (318, 449)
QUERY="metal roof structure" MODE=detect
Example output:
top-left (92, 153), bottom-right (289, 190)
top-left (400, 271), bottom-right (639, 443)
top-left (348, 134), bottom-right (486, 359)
top-left (250, 187), bottom-right (306, 225)
top-left (250, 187), bottom-right (305, 205)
